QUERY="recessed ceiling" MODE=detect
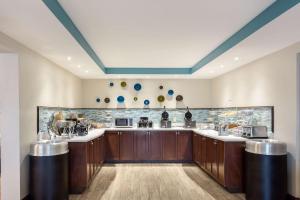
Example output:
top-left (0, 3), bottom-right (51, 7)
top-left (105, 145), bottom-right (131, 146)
top-left (0, 0), bottom-right (299, 78)
top-left (59, 0), bottom-right (274, 67)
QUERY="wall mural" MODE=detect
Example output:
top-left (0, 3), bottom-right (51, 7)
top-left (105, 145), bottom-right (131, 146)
top-left (95, 81), bottom-right (183, 106)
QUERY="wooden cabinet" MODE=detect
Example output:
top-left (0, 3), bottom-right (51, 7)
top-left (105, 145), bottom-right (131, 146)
top-left (149, 131), bottom-right (162, 160)
top-left (105, 131), bottom-right (120, 161)
top-left (134, 131), bottom-right (162, 161)
top-left (162, 131), bottom-right (177, 161)
top-left (68, 135), bottom-right (104, 194)
top-left (193, 133), bottom-right (244, 192)
top-left (177, 131), bottom-right (193, 161)
top-left (119, 131), bottom-right (135, 161)
top-left (199, 135), bottom-right (207, 169)
top-left (135, 131), bottom-right (149, 160)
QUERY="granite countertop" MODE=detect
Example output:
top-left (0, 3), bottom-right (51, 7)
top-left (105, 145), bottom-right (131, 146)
top-left (68, 127), bottom-right (247, 142)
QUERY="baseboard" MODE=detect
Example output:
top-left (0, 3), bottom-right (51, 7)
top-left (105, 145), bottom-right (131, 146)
top-left (287, 194), bottom-right (300, 200)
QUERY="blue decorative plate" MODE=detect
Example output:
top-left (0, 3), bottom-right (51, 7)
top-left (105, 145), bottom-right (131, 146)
top-left (144, 99), bottom-right (150, 105)
top-left (134, 83), bottom-right (142, 91)
top-left (168, 89), bottom-right (174, 96)
top-left (117, 96), bottom-right (125, 103)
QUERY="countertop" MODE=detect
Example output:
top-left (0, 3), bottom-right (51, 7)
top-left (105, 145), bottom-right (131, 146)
top-left (68, 127), bottom-right (247, 142)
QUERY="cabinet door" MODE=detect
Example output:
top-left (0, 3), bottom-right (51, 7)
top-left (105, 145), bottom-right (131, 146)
top-left (119, 131), bottom-right (135, 161)
top-left (205, 138), bottom-right (213, 172)
top-left (177, 131), bottom-right (193, 161)
top-left (94, 138), bottom-right (100, 170)
top-left (99, 135), bottom-right (104, 165)
top-left (88, 140), bottom-right (94, 179)
top-left (105, 131), bottom-right (120, 161)
top-left (135, 131), bottom-right (149, 160)
top-left (149, 131), bottom-right (162, 160)
top-left (211, 139), bottom-right (218, 178)
top-left (193, 133), bottom-right (199, 163)
top-left (162, 131), bottom-right (177, 161)
top-left (200, 136), bottom-right (206, 169)
top-left (217, 141), bottom-right (225, 184)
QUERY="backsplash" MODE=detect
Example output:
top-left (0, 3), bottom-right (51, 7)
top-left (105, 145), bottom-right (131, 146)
top-left (38, 106), bottom-right (273, 133)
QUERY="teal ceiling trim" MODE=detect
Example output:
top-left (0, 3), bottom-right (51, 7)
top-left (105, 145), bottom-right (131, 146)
top-left (106, 67), bottom-right (191, 74)
top-left (42, 0), bottom-right (106, 73)
top-left (191, 0), bottom-right (300, 73)
top-left (43, 0), bottom-right (299, 75)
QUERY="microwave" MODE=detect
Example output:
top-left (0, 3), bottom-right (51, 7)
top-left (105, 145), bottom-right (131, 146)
top-left (115, 118), bottom-right (133, 128)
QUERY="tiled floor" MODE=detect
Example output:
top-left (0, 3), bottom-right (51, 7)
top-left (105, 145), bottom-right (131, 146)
top-left (70, 164), bottom-right (245, 200)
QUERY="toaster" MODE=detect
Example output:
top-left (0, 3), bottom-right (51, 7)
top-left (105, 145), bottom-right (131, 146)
top-left (242, 126), bottom-right (268, 139)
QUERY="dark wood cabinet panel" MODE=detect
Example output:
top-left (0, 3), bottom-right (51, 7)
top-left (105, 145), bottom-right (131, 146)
top-left (211, 140), bottom-right (218, 178)
top-left (193, 133), bottom-right (199, 163)
top-left (119, 131), bottom-right (135, 161)
top-left (135, 131), bottom-right (149, 160)
top-left (149, 131), bottom-right (162, 160)
top-left (200, 135), bottom-right (206, 169)
top-left (196, 134), bottom-right (244, 192)
top-left (177, 131), bottom-right (193, 161)
top-left (99, 135), bottom-right (104, 165)
top-left (69, 135), bottom-right (104, 194)
top-left (218, 140), bottom-right (225, 185)
top-left (105, 131), bottom-right (120, 161)
top-left (162, 131), bottom-right (177, 161)
top-left (205, 138), bottom-right (214, 172)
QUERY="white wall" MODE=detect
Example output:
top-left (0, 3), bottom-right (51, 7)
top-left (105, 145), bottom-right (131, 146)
top-left (0, 32), bottom-right (83, 199)
top-left (0, 53), bottom-right (21, 200)
top-left (211, 42), bottom-right (300, 197)
top-left (82, 79), bottom-right (212, 108)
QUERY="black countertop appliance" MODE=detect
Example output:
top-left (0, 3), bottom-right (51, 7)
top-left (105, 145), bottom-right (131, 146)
top-left (160, 106), bottom-right (171, 128)
top-left (184, 107), bottom-right (196, 128)
top-left (138, 117), bottom-right (153, 128)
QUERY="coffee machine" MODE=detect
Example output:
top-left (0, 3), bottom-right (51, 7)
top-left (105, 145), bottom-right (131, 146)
top-left (184, 107), bottom-right (196, 128)
top-left (160, 106), bottom-right (172, 128)
top-left (138, 117), bottom-right (153, 128)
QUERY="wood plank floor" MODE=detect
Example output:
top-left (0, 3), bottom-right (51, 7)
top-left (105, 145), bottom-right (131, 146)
top-left (70, 164), bottom-right (245, 200)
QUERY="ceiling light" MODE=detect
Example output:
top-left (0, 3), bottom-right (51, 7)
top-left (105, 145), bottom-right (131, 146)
top-left (85, 70), bottom-right (89, 73)
top-left (209, 70), bottom-right (215, 74)
top-left (220, 65), bottom-right (225, 68)
top-left (77, 65), bottom-right (81, 68)
top-left (67, 56), bottom-right (72, 61)
top-left (234, 57), bottom-right (239, 61)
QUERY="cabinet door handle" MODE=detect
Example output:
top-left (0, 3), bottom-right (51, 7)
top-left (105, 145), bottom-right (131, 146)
top-left (120, 132), bottom-right (122, 135)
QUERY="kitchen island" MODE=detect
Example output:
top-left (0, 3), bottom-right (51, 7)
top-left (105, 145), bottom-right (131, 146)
top-left (67, 128), bottom-right (246, 193)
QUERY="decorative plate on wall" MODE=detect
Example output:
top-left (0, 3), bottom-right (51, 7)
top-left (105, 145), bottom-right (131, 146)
top-left (96, 97), bottom-right (101, 103)
top-left (157, 95), bottom-right (165, 102)
top-left (168, 89), bottom-right (174, 96)
top-left (144, 99), bottom-right (150, 105)
top-left (176, 95), bottom-right (183, 102)
top-left (104, 97), bottom-right (110, 103)
top-left (109, 82), bottom-right (114, 87)
top-left (117, 96), bottom-right (125, 103)
top-left (134, 97), bottom-right (138, 101)
top-left (120, 81), bottom-right (127, 88)
top-left (159, 85), bottom-right (164, 90)
top-left (134, 83), bottom-right (142, 91)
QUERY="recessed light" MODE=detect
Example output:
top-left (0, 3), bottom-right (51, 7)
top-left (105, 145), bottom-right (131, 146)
top-left (77, 65), bottom-right (81, 68)
top-left (220, 65), bottom-right (225, 68)
top-left (234, 57), bottom-right (239, 61)
top-left (85, 70), bottom-right (89, 73)
top-left (209, 70), bottom-right (215, 74)
top-left (67, 56), bottom-right (72, 61)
